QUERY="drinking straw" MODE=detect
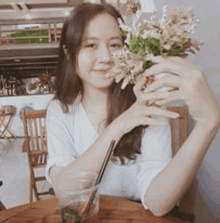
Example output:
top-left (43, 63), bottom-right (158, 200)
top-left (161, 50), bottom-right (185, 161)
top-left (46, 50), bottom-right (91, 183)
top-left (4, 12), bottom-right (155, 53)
top-left (83, 139), bottom-right (116, 214)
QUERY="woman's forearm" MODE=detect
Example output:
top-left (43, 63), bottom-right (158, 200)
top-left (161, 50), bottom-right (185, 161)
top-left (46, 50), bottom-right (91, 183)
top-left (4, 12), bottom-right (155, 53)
top-left (50, 124), bottom-right (122, 195)
top-left (144, 121), bottom-right (219, 216)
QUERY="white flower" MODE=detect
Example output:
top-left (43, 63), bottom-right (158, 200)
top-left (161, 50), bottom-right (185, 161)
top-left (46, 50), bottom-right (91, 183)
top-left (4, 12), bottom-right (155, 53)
top-left (140, 30), bottom-right (150, 39)
top-left (160, 5), bottom-right (168, 27)
top-left (111, 6), bottom-right (204, 89)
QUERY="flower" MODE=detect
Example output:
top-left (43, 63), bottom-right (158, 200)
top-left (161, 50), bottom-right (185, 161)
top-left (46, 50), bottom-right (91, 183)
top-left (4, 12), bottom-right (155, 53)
top-left (108, 6), bottom-right (204, 89)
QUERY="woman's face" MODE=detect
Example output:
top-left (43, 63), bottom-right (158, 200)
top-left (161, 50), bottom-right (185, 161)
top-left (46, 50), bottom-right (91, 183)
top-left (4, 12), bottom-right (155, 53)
top-left (77, 13), bottom-right (123, 93)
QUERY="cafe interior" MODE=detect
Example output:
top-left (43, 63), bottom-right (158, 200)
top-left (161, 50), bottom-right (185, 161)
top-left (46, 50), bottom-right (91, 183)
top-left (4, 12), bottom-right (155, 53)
top-left (0, 0), bottom-right (220, 222)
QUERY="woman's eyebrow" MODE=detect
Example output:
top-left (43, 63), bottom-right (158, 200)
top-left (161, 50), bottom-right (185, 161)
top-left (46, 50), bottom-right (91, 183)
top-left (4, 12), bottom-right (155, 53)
top-left (110, 36), bottom-right (122, 40)
top-left (83, 37), bottom-right (99, 41)
top-left (83, 36), bottom-right (122, 41)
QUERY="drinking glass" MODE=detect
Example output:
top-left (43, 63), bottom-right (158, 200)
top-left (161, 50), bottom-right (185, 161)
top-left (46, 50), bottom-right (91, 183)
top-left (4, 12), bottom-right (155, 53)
top-left (57, 172), bottom-right (100, 223)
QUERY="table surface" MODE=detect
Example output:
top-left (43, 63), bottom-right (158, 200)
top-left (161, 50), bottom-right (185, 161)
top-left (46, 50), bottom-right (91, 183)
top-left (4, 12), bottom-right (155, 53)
top-left (0, 196), bottom-right (185, 223)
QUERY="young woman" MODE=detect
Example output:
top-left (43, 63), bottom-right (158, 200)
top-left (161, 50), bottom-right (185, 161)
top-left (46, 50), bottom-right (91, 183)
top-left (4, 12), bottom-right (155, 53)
top-left (46, 2), bottom-right (220, 216)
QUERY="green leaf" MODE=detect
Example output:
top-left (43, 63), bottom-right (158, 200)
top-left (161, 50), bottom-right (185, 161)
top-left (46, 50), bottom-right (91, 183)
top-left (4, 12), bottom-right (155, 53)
top-left (167, 42), bottom-right (183, 56)
top-left (130, 36), bottom-right (138, 45)
top-left (142, 60), bottom-right (154, 70)
top-left (132, 5), bottom-right (138, 13)
top-left (129, 35), bottom-right (149, 55)
top-left (146, 38), bottom-right (161, 55)
top-left (120, 30), bottom-right (128, 37)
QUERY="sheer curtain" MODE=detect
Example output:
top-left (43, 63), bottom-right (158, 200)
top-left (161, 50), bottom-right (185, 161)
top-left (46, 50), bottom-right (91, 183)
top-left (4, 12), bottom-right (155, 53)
top-left (116, 0), bottom-right (156, 27)
top-left (86, 0), bottom-right (156, 26)
top-left (86, 0), bottom-right (155, 12)
top-left (140, 0), bottom-right (155, 12)
top-left (118, 0), bottom-right (155, 26)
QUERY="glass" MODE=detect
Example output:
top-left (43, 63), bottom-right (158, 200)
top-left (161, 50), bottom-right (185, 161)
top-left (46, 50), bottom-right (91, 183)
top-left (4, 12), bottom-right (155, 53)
top-left (57, 172), bottom-right (100, 223)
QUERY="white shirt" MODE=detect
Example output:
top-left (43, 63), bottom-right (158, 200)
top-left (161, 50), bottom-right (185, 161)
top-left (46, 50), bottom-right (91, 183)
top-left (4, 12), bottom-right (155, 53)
top-left (46, 99), bottom-right (172, 209)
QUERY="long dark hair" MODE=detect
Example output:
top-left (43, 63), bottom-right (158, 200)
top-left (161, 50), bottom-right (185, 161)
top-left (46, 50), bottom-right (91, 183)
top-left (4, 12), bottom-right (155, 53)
top-left (54, 2), bottom-right (147, 165)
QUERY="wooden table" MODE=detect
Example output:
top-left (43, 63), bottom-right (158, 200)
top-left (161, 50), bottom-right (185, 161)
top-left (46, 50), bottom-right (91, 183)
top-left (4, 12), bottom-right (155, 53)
top-left (0, 196), bottom-right (185, 223)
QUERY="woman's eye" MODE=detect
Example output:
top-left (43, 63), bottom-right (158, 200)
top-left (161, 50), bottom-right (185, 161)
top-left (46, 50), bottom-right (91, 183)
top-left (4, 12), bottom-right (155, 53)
top-left (85, 43), bottom-right (96, 48)
top-left (110, 43), bottom-right (122, 49)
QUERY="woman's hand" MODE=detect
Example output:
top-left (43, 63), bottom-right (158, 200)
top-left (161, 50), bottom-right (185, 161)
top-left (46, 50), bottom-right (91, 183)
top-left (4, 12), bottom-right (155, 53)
top-left (109, 94), bottom-right (179, 137)
top-left (141, 56), bottom-right (220, 129)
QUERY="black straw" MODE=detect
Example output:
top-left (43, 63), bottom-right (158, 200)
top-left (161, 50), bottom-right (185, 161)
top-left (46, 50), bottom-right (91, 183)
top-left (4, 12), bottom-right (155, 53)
top-left (84, 140), bottom-right (116, 213)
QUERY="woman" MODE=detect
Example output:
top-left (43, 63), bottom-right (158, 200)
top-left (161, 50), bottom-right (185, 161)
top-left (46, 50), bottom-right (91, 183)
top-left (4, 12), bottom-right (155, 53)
top-left (46, 2), bottom-right (220, 216)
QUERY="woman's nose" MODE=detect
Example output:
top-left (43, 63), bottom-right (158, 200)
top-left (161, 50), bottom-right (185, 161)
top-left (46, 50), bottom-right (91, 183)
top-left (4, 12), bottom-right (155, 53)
top-left (97, 45), bottom-right (114, 64)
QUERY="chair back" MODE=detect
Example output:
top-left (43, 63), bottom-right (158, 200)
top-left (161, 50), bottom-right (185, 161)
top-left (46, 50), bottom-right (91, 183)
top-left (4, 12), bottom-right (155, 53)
top-left (168, 106), bottom-right (195, 222)
top-left (23, 109), bottom-right (47, 166)
top-left (168, 106), bottom-right (188, 156)
top-left (22, 109), bottom-right (54, 203)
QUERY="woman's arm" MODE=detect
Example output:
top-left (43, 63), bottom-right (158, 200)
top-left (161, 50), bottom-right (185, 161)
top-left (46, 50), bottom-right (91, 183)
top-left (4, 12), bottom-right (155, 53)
top-left (49, 101), bottom-right (179, 196)
top-left (50, 123), bottom-right (121, 194)
top-left (144, 121), bottom-right (219, 216)
top-left (138, 56), bottom-right (220, 216)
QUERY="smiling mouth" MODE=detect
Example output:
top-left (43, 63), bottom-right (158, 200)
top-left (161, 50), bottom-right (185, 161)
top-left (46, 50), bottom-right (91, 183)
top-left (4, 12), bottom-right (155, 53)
top-left (93, 70), bottom-right (111, 76)
top-left (93, 70), bottom-right (113, 79)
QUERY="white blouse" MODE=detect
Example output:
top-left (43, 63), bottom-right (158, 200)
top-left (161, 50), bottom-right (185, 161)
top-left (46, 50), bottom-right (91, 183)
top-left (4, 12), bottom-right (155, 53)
top-left (46, 99), bottom-right (172, 209)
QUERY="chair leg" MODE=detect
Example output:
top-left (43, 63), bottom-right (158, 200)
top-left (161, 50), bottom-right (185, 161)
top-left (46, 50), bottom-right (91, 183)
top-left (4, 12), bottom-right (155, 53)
top-left (30, 178), bottom-right (33, 203)
top-left (30, 178), bottom-right (40, 202)
top-left (0, 200), bottom-right (6, 211)
top-left (33, 181), bottom-right (39, 201)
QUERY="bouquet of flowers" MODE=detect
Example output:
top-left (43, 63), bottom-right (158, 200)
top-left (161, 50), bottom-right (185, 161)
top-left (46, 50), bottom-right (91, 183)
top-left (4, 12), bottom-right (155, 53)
top-left (108, 6), bottom-right (204, 89)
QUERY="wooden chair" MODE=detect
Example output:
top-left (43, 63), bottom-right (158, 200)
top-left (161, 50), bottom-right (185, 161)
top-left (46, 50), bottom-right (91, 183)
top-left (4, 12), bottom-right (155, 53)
top-left (0, 181), bottom-right (6, 211)
top-left (22, 109), bottom-right (55, 203)
top-left (0, 105), bottom-right (16, 139)
top-left (168, 106), bottom-right (195, 223)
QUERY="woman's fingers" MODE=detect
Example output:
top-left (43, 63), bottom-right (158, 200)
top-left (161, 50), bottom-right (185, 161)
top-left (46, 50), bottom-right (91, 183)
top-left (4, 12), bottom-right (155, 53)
top-left (133, 73), bottom-right (182, 108)
top-left (133, 76), bottom-right (146, 97)
top-left (140, 117), bottom-right (168, 126)
top-left (137, 56), bottom-right (220, 127)
top-left (143, 76), bottom-right (180, 93)
top-left (143, 56), bottom-right (200, 79)
top-left (150, 55), bottom-right (186, 64)
top-left (138, 105), bottom-right (180, 118)
top-left (143, 62), bottom-right (183, 78)
top-left (138, 91), bottom-right (171, 102)
top-left (154, 91), bottom-right (182, 106)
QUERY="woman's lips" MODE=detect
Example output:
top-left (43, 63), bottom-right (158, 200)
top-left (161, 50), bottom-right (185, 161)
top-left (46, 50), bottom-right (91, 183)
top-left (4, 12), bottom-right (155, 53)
top-left (93, 70), bottom-right (110, 75)
top-left (92, 70), bottom-right (112, 79)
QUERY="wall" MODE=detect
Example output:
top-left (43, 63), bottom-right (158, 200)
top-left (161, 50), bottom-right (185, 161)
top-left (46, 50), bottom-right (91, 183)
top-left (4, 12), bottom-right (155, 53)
top-left (0, 94), bottom-right (54, 137)
top-left (154, 0), bottom-right (220, 222)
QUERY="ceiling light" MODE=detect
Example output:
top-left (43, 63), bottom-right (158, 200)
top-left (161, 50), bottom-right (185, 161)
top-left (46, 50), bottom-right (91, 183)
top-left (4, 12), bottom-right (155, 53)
top-left (25, 14), bottom-right (32, 20)
top-left (14, 59), bottom-right (21, 63)
top-left (64, 11), bottom-right (70, 16)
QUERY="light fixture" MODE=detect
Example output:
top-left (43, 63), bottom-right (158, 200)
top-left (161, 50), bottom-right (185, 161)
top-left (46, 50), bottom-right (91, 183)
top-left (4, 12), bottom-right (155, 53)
top-left (64, 11), bottom-right (70, 16)
top-left (14, 59), bottom-right (21, 63)
top-left (25, 14), bottom-right (32, 20)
